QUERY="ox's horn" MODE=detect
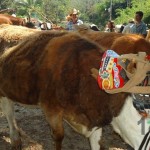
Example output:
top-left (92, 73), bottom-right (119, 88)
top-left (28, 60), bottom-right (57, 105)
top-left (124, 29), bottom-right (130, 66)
top-left (91, 68), bottom-right (99, 80)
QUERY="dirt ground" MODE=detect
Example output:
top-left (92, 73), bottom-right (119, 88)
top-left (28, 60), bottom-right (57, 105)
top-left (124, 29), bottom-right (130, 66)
top-left (0, 104), bottom-right (134, 150)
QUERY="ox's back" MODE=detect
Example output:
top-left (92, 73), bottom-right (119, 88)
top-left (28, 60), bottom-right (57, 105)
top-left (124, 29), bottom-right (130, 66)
top-left (0, 14), bottom-right (25, 25)
top-left (76, 26), bottom-right (150, 55)
top-left (77, 30), bottom-right (122, 50)
top-left (0, 15), bottom-right (12, 24)
top-left (0, 24), bottom-right (37, 52)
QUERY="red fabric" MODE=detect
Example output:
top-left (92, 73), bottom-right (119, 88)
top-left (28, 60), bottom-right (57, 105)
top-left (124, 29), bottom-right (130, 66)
top-left (146, 55), bottom-right (150, 60)
top-left (98, 50), bottom-right (125, 90)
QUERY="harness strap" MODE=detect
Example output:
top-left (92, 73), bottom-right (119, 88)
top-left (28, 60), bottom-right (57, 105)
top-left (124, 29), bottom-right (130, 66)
top-left (105, 52), bottom-right (150, 94)
top-left (146, 55), bottom-right (150, 60)
top-left (133, 93), bottom-right (150, 118)
top-left (145, 134), bottom-right (150, 150)
top-left (138, 130), bottom-right (150, 150)
top-left (126, 87), bottom-right (150, 94)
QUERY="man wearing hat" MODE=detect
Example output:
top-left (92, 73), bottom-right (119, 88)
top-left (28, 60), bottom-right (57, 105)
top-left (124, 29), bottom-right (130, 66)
top-left (66, 8), bottom-right (83, 31)
top-left (122, 19), bottom-right (135, 34)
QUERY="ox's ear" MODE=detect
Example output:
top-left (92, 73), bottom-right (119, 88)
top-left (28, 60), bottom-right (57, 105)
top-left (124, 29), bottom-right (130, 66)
top-left (91, 68), bottom-right (99, 80)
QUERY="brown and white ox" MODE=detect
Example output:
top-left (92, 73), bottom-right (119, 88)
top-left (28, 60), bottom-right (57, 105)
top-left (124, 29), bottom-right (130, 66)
top-left (0, 14), bottom-right (26, 26)
top-left (0, 14), bottom-right (37, 28)
top-left (0, 25), bottom-right (150, 150)
top-left (0, 24), bottom-right (37, 149)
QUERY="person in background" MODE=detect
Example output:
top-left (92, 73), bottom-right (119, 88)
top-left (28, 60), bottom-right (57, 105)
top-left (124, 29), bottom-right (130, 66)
top-left (130, 11), bottom-right (147, 37)
top-left (119, 23), bottom-right (127, 33)
top-left (122, 19), bottom-right (134, 34)
top-left (66, 8), bottom-right (83, 31)
top-left (90, 24), bottom-right (100, 31)
top-left (40, 22), bottom-right (51, 30)
top-left (107, 20), bottom-right (115, 32)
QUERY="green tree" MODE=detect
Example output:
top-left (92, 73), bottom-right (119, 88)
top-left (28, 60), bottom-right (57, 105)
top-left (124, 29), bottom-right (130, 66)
top-left (68, 0), bottom-right (100, 22)
top-left (15, 0), bottom-right (42, 22)
top-left (42, 0), bottom-right (70, 23)
top-left (115, 0), bottom-right (150, 25)
top-left (0, 0), bottom-right (16, 12)
top-left (0, 0), bottom-right (11, 9)
top-left (91, 0), bottom-right (127, 28)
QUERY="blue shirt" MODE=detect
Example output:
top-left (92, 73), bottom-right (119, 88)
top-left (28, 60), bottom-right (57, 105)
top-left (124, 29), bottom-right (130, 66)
top-left (66, 19), bottom-right (83, 31)
top-left (130, 21), bottom-right (147, 35)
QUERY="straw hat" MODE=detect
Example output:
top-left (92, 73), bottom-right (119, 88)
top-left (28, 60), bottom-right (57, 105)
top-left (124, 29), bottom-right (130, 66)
top-left (70, 8), bottom-right (79, 15)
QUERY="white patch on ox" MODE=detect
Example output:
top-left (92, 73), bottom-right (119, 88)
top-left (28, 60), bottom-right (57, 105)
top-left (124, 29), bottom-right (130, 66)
top-left (64, 119), bottom-right (102, 150)
top-left (89, 128), bottom-right (102, 150)
top-left (0, 97), bottom-right (20, 146)
top-left (112, 96), bottom-right (150, 150)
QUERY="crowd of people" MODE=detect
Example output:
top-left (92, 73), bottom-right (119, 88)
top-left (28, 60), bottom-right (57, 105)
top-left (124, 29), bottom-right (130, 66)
top-left (64, 9), bottom-right (149, 39)
top-left (64, 9), bottom-right (148, 37)
top-left (105, 11), bottom-right (148, 38)
top-left (8, 8), bottom-right (149, 38)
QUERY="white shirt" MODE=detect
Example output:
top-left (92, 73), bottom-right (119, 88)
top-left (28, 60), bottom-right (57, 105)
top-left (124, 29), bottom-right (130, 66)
top-left (12, 14), bottom-right (16, 17)
top-left (122, 23), bottom-right (134, 34)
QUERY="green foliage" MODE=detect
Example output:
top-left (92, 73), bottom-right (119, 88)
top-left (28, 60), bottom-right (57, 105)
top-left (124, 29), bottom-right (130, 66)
top-left (0, 0), bottom-right (16, 11)
top-left (14, 0), bottom-right (43, 21)
top-left (115, 0), bottom-right (150, 25)
top-left (42, 0), bottom-right (70, 23)
top-left (91, 0), bottom-right (127, 28)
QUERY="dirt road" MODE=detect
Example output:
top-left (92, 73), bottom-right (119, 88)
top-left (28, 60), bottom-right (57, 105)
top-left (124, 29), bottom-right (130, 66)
top-left (0, 104), bottom-right (133, 150)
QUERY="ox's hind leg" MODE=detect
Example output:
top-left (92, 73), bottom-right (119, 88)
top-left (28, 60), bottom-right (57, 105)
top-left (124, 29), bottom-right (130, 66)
top-left (89, 128), bottom-right (102, 150)
top-left (64, 117), bottom-right (102, 150)
top-left (0, 97), bottom-right (21, 150)
top-left (41, 103), bottom-right (64, 150)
